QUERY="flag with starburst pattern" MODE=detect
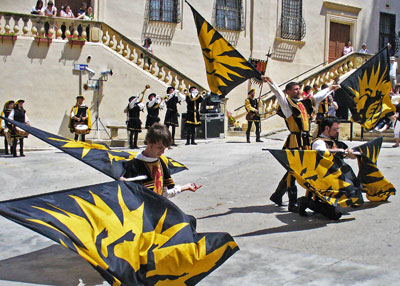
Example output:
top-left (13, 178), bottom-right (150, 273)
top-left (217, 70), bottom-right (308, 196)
top-left (352, 137), bottom-right (396, 201)
top-left (186, 1), bottom-right (261, 96)
top-left (340, 47), bottom-right (396, 130)
top-left (268, 149), bottom-right (363, 207)
top-left (1, 117), bottom-right (187, 178)
top-left (0, 180), bottom-right (239, 286)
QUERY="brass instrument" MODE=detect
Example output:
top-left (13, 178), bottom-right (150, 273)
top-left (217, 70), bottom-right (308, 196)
top-left (183, 89), bottom-right (189, 96)
top-left (139, 84), bottom-right (151, 103)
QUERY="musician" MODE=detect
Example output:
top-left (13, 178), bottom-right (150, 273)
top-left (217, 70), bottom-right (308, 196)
top-left (263, 76), bottom-right (338, 213)
top-left (245, 88), bottom-right (262, 143)
top-left (164, 86), bottom-right (185, 146)
top-left (185, 87), bottom-right (203, 145)
top-left (120, 123), bottom-right (201, 197)
top-left (145, 93), bottom-right (162, 129)
top-left (69, 95), bottom-right (91, 142)
top-left (0, 100), bottom-right (14, 155)
top-left (8, 99), bottom-right (30, 157)
top-left (296, 116), bottom-right (356, 219)
top-left (125, 94), bottom-right (145, 149)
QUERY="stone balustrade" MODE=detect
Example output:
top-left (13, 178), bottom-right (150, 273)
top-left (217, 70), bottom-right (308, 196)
top-left (260, 52), bottom-right (372, 119)
top-left (0, 11), bottom-right (207, 93)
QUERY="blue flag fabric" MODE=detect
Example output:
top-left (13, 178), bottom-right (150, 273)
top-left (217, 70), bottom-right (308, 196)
top-left (0, 180), bottom-right (239, 286)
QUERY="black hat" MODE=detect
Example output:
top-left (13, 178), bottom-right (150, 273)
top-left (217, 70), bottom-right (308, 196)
top-left (189, 86), bottom-right (197, 92)
top-left (148, 93), bottom-right (156, 100)
top-left (76, 95), bottom-right (85, 100)
top-left (16, 99), bottom-right (25, 103)
top-left (166, 86), bottom-right (175, 94)
top-left (248, 88), bottom-right (255, 95)
top-left (129, 96), bottom-right (136, 102)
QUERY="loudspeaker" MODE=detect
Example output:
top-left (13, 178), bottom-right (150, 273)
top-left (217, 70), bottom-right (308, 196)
top-left (181, 113), bottom-right (225, 139)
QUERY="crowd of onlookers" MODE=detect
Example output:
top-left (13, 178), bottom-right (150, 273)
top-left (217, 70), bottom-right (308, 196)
top-left (31, 1), bottom-right (94, 20)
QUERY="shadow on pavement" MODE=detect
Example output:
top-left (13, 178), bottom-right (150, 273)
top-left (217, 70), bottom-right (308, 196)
top-left (198, 204), bottom-right (285, 219)
top-left (0, 244), bottom-right (103, 286)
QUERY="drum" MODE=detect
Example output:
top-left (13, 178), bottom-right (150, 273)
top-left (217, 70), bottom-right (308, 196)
top-left (74, 124), bottom-right (90, 135)
top-left (15, 127), bottom-right (29, 138)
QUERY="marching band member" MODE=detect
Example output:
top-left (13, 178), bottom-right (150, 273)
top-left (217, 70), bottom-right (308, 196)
top-left (69, 95), bottom-right (91, 142)
top-left (8, 99), bottom-right (30, 157)
top-left (125, 94), bottom-right (145, 149)
top-left (145, 93), bottom-right (163, 129)
top-left (185, 86), bottom-right (203, 145)
top-left (164, 86), bottom-right (185, 146)
top-left (0, 100), bottom-right (14, 155)
top-left (245, 88), bottom-right (262, 143)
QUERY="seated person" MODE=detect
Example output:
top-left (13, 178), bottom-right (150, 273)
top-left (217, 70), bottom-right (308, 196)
top-left (120, 123), bottom-right (202, 198)
top-left (298, 116), bottom-right (356, 220)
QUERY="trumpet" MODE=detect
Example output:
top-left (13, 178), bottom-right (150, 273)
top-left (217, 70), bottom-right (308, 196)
top-left (139, 84), bottom-right (151, 103)
top-left (184, 89), bottom-right (189, 96)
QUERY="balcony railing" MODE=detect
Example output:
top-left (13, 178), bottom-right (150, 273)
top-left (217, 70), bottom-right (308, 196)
top-left (0, 11), bottom-right (207, 93)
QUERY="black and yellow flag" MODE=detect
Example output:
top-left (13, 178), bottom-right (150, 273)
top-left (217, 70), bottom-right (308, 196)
top-left (353, 137), bottom-right (396, 201)
top-left (340, 47), bottom-right (396, 130)
top-left (186, 1), bottom-right (261, 96)
top-left (0, 180), bottom-right (239, 286)
top-left (1, 117), bottom-right (187, 178)
top-left (268, 149), bottom-right (363, 207)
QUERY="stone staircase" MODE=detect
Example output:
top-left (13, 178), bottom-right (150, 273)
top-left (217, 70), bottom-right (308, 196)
top-left (0, 11), bottom-right (207, 93)
top-left (353, 128), bottom-right (396, 143)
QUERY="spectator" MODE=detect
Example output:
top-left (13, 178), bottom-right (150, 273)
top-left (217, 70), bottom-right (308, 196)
top-left (390, 56), bottom-right (398, 92)
top-left (142, 37), bottom-right (154, 67)
top-left (60, 5), bottom-right (74, 18)
top-left (44, 1), bottom-right (57, 17)
top-left (327, 95), bottom-right (338, 117)
top-left (312, 84), bottom-right (319, 95)
top-left (388, 43), bottom-right (395, 57)
top-left (343, 41), bottom-right (353, 56)
top-left (374, 116), bottom-right (392, 133)
top-left (76, 2), bottom-right (87, 19)
top-left (359, 43), bottom-right (369, 54)
top-left (31, 0), bottom-right (44, 15)
top-left (84, 6), bottom-right (94, 20)
top-left (302, 85), bottom-right (312, 99)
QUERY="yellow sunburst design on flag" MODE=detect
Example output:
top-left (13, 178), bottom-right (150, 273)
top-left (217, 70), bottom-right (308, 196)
top-left (188, 1), bottom-right (261, 96)
top-left (49, 137), bottom-right (111, 158)
top-left (27, 185), bottom-right (238, 285)
top-left (347, 63), bottom-right (393, 130)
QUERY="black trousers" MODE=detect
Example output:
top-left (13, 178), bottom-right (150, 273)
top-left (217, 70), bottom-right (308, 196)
top-left (246, 121), bottom-right (260, 140)
top-left (74, 134), bottom-right (86, 142)
top-left (129, 130), bottom-right (139, 148)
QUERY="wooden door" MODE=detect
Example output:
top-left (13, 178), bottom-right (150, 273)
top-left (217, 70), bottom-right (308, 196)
top-left (329, 22), bottom-right (350, 63)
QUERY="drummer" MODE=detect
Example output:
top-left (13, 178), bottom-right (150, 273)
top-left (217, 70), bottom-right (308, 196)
top-left (8, 99), bottom-right (30, 157)
top-left (0, 100), bottom-right (15, 155)
top-left (69, 95), bottom-right (92, 142)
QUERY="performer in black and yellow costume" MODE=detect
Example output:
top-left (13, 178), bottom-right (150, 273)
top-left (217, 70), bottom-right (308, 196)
top-left (145, 93), bottom-right (162, 129)
top-left (69, 95), bottom-right (92, 142)
top-left (125, 94), bottom-right (145, 149)
top-left (301, 116), bottom-right (357, 219)
top-left (0, 100), bottom-right (14, 155)
top-left (264, 76), bottom-right (338, 213)
top-left (120, 123), bottom-right (201, 197)
top-left (314, 83), bottom-right (330, 136)
top-left (8, 99), bottom-right (30, 157)
top-left (164, 86), bottom-right (185, 146)
top-left (245, 88), bottom-right (262, 143)
top-left (185, 87), bottom-right (203, 145)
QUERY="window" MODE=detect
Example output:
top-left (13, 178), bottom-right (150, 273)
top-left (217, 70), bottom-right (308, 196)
top-left (215, 0), bottom-right (244, 31)
top-left (149, 0), bottom-right (179, 23)
top-left (379, 12), bottom-right (398, 54)
top-left (280, 0), bottom-right (305, 41)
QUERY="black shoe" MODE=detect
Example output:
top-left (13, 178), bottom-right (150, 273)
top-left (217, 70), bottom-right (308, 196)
top-left (256, 139), bottom-right (263, 142)
top-left (191, 142), bottom-right (197, 145)
top-left (185, 142), bottom-right (190, 145)
top-left (20, 153), bottom-right (25, 157)
top-left (288, 203), bottom-right (299, 213)
top-left (129, 145), bottom-right (134, 149)
top-left (171, 143), bottom-right (178, 147)
top-left (270, 192), bottom-right (283, 206)
top-left (297, 196), bottom-right (308, 217)
top-left (133, 145), bottom-right (140, 149)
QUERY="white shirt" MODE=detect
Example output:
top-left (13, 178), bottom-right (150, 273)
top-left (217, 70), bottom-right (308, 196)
top-left (147, 96), bottom-right (162, 108)
top-left (166, 90), bottom-right (185, 102)
top-left (135, 152), bottom-right (182, 198)
top-left (311, 134), bottom-right (331, 151)
top-left (267, 81), bottom-right (333, 118)
top-left (44, 6), bottom-right (57, 16)
top-left (390, 61), bottom-right (398, 77)
top-left (6, 110), bottom-right (30, 130)
top-left (70, 104), bottom-right (87, 118)
top-left (128, 96), bottom-right (145, 110)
